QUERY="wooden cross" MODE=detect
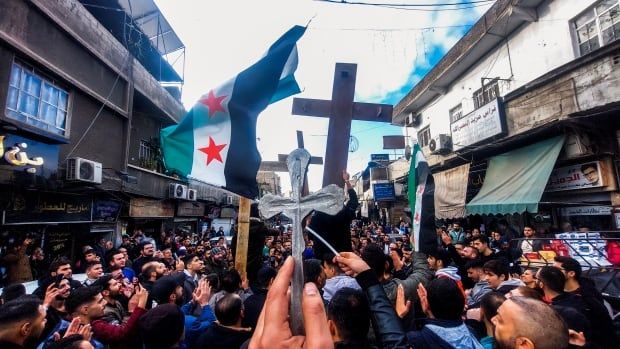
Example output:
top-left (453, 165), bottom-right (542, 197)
top-left (292, 63), bottom-right (393, 187)
top-left (259, 131), bottom-right (322, 195)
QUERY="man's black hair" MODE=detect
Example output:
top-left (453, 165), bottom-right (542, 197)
top-left (327, 288), bottom-right (370, 343)
top-left (361, 244), bottom-right (387, 279)
top-left (105, 249), bottom-right (123, 267)
top-left (49, 256), bottom-right (72, 273)
top-left (428, 247), bottom-right (452, 268)
top-left (255, 266), bottom-right (277, 289)
top-left (0, 295), bottom-right (42, 326)
top-left (86, 261), bottom-right (102, 271)
top-left (139, 241), bottom-right (153, 251)
top-left (426, 278), bottom-right (464, 321)
top-left (473, 235), bottom-right (489, 245)
top-left (91, 274), bottom-right (114, 291)
top-left (538, 266), bottom-right (566, 294)
top-left (1, 283), bottom-right (26, 303)
top-left (580, 163), bottom-right (597, 173)
top-left (221, 269), bottom-right (242, 293)
top-left (214, 294), bottom-right (243, 326)
top-left (303, 259), bottom-right (323, 286)
top-left (554, 256), bottom-right (581, 279)
top-left (483, 259), bottom-right (510, 280)
top-left (205, 273), bottom-right (220, 292)
top-left (182, 254), bottom-right (197, 268)
top-left (464, 259), bottom-right (485, 270)
top-left (65, 286), bottom-right (101, 314)
top-left (480, 292), bottom-right (506, 322)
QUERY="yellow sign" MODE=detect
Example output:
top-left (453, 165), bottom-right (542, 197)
top-left (0, 135), bottom-right (45, 171)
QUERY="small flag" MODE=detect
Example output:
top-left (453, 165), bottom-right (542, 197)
top-left (408, 143), bottom-right (436, 253)
top-left (161, 26), bottom-right (306, 199)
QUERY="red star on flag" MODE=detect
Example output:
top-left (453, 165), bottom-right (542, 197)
top-left (198, 90), bottom-right (227, 117)
top-left (198, 137), bottom-right (227, 165)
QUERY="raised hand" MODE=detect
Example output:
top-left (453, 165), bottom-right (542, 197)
top-left (417, 283), bottom-right (430, 317)
top-left (395, 284), bottom-right (411, 318)
top-left (334, 252), bottom-right (370, 277)
top-left (390, 250), bottom-right (404, 271)
top-left (193, 279), bottom-right (211, 307)
top-left (43, 283), bottom-right (60, 307)
top-left (248, 256), bottom-right (333, 349)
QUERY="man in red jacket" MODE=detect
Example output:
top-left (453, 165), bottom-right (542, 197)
top-left (67, 285), bottom-right (148, 349)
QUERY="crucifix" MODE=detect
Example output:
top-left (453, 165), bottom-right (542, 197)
top-left (259, 130), bottom-right (323, 196)
top-left (259, 148), bottom-right (344, 335)
top-left (292, 63), bottom-right (393, 187)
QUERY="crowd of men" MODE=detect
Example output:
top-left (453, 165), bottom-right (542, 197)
top-left (1, 177), bottom-right (619, 349)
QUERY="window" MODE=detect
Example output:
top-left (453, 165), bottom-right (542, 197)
top-left (139, 140), bottom-right (153, 162)
top-left (449, 103), bottom-right (463, 123)
top-left (473, 80), bottom-right (500, 109)
top-left (418, 126), bottom-right (431, 148)
top-left (573, 0), bottom-right (620, 56)
top-left (6, 62), bottom-right (69, 136)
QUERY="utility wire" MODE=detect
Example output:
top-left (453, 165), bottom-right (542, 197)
top-left (315, 0), bottom-right (495, 11)
top-left (315, 0), bottom-right (495, 7)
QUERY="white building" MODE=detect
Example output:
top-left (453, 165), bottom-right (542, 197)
top-left (393, 0), bottom-right (620, 232)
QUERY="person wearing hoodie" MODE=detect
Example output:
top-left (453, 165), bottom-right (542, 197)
top-left (482, 259), bottom-right (523, 295)
top-left (407, 278), bottom-right (484, 349)
top-left (427, 247), bottom-right (464, 297)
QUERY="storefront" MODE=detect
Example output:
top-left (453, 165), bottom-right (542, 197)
top-left (124, 197), bottom-right (174, 238)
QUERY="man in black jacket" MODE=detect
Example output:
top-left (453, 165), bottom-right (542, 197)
top-left (242, 266), bottom-right (276, 331)
top-left (536, 266), bottom-right (592, 342)
top-left (194, 294), bottom-right (251, 349)
top-left (306, 171), bottom-right (358, 261)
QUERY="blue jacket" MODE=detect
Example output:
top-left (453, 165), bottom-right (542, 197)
top-left (181, 301), bottom-right (217, 348)
top-left (407, 319), bottom-right (484, 349)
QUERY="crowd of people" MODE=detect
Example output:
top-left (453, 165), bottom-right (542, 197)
top-left (0, 176), bottom-right (618, 349)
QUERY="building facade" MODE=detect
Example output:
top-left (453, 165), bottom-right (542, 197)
top-left (393, 0), bottom-right (620, 235)
top-left (0, 0), bottom-right (231, 262)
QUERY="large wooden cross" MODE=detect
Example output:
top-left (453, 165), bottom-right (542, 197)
top-left (292, 63), bottom-right (393, 187)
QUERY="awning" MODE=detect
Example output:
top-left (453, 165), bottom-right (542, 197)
top-left (434, 163), bottom-right (470, 219)
top-left (466, 136), bottom-right (565, 215)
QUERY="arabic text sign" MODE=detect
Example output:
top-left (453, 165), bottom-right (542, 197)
top-left (373, 182), bottom-right (396, 201)
top-left (559, 205), bottom-right (612, 216)
top-left (92, 200), bottom-right (122, 222)
top-left (546, 161), bottom-right (604, 192)
top-left (451, 99), bottom-right (505, 151)
top-left (3, 193), bottom-right (92, 224)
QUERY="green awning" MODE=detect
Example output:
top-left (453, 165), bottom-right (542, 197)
top-left (466, 136), bottom-right (565, 215)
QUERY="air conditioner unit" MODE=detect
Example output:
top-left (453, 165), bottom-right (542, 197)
top-left (168, 183), bottom-right (188, 199)
top-left (187, 189), bottom-right (197, 201)
top-left (66, 158), bottom-right (102, 184)
top-left (406, 113), bottom-right (421, 127)
top-left (429, 134), bottom-right (452, 154)
top-left (226, 195), bottom-right (234, 205)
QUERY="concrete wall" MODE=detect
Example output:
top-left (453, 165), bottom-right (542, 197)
top-left (409, 0), bottom-right (600, 141)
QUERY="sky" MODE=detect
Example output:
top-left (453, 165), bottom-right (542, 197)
top-left (153, 0), bottom-right (495, 194)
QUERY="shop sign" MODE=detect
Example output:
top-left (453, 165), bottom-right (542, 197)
top-left (129, 198), bottom-right (174, 218)
top-left (0, 133), bottom-right (59, 181)
top-left (559, 206), bottom-right (612, 216)
top-left (373, 181), bottom-right (396, 201)
top-left (220, 207), bottom-right (236, 218)
top-left (371, 154), bottom-right (390, 162)
top-left (451, 99), bottom-right (505, 151)
top-left (546, 161), bottom-right (604, 192)
top-left (3, 192), bottom-right (92, 225)
top-left (92, 200), bottom-right (122, 222)
top-left (177, 202), bottom-right (205, 217)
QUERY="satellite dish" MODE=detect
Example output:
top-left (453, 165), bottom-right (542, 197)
top-left (349, 136), bottom-right (359, 153)
top-left (405, 145), bottom-right (412, 160)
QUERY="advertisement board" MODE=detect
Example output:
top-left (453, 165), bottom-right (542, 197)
top-left (451, 99), bottom-right (505, 151)
top-left (546, 161), bottom-right (604, 192)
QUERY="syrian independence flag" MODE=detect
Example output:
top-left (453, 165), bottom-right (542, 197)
top-left (408, 143), bottom-right (436, 254)
top-left (161, 26), bottom-right (306, 199)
